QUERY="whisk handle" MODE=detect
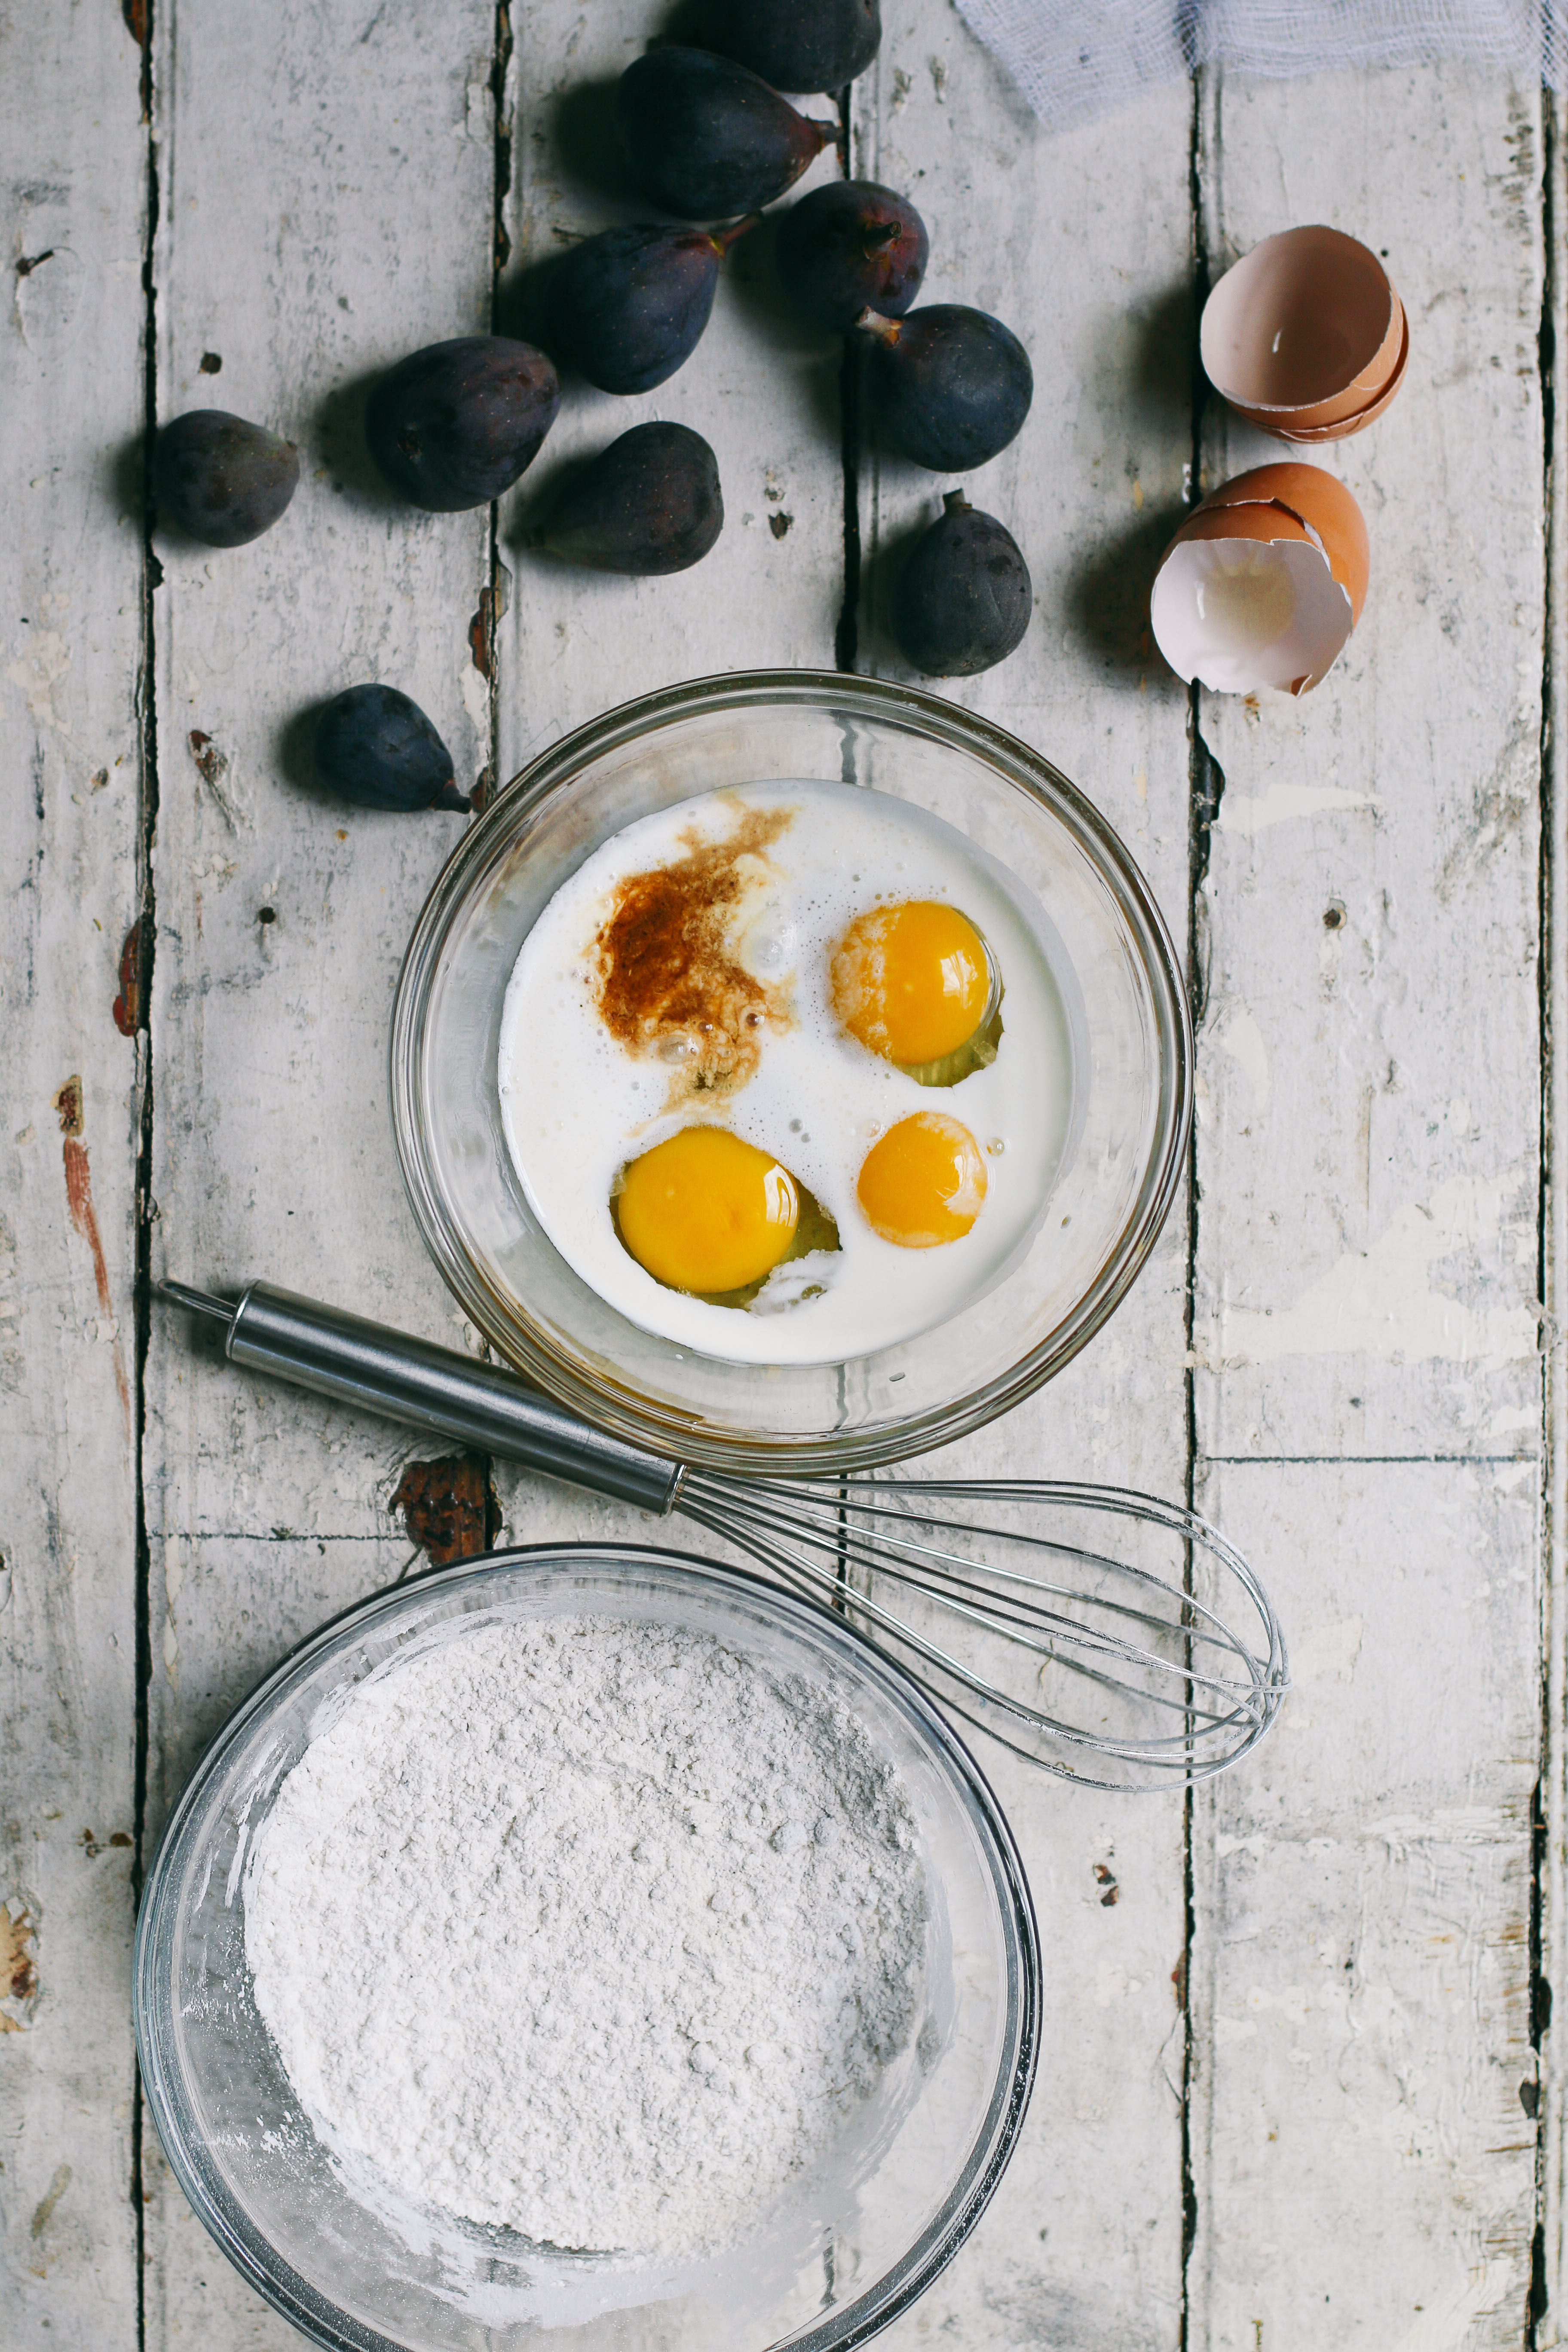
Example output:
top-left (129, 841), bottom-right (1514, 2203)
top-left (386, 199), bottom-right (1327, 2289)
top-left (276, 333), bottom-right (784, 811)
top-left (159, 1279), bottom-right (684, 1516)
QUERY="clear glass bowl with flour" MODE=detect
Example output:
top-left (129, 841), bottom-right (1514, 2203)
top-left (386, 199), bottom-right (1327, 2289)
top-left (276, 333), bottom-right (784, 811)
top-left (392, 671), bottom-right (1190, 1473)
top-left (136, 1547), bottom-right (1039, 2352)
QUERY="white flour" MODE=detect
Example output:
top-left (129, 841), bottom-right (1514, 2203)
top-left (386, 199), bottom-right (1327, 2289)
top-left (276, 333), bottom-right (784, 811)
top-left (244, 1615), bottom-right (928, 2258)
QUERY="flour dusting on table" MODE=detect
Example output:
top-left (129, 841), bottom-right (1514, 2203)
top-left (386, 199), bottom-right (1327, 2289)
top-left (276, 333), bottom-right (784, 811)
top-left (244, 1615), bottom-right (929, 2258)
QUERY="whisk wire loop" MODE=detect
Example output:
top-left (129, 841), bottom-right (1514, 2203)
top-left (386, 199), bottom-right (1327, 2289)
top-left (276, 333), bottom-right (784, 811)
top-left (718, 1500), bottom-right (1251, 1727)
top-left (677, 1469), bottom-right (1288, 1793)
top-left (674, 1493), bottom-right (1145, 1764)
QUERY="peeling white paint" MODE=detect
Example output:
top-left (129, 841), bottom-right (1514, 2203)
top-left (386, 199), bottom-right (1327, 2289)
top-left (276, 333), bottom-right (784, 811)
top-left (5, 627), bottom-right (73, 732)
top-left (461, 660), bottom-right (490, 735)
top-left (1216, 781), bottom-right (1377, 836)
top-left (1361, 1808), bottom-right (1507, 1851)
top-left (1093, 1963), bottom-right (1139, 2007)
top-left (1209, 1003), bottom-right (1271, 1109)
top-left (1289, 1615), bottom-right (1363, 1684)
top-left (1387, 2259), bottom-right (1515, 2352)
top-left (1198, 1170), bottom-right (1538, 1368)
top-left (15, 244), bottom-right (86, 353)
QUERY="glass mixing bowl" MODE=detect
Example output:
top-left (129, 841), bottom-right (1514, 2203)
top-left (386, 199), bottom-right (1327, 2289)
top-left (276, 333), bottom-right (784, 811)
top-left (135, 1546), bottom-right (1040, 2352)
top-left (391, 671), bottom-right (1189, 1470)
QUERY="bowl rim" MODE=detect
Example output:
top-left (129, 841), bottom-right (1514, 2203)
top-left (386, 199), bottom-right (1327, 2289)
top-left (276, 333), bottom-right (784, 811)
top-left (134, 1540), bottom-right (1042, 2352)
top-left (390, 668), bottom-right (1192, 1470)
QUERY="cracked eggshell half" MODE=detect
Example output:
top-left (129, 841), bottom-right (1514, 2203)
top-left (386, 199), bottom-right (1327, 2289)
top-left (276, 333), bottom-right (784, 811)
top-left (1201, 224), bottom-right (1405, 435)
top-left (1150, 463), bottom-right (1369, 696)
top-left (1241, 297), bottom-right (1410, 444)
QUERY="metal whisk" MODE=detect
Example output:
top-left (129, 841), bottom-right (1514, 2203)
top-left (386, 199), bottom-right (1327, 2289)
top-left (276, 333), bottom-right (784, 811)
top-left (158, 1279), bottom-right (1287, 1792)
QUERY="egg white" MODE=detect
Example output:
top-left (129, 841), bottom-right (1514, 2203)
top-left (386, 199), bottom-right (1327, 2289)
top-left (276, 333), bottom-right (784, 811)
top-left (497, 781), bottom-right (1074, 1366)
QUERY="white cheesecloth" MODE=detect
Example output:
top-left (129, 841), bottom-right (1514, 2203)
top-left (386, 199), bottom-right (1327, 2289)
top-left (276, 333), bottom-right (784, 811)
top-left (953, 0), bottom-right (1566, 131)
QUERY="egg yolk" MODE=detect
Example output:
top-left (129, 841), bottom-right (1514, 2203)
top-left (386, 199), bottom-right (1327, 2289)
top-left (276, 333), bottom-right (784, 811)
top-left (856, 1112), bottom-right (987, 1249)
top-left (616, 1126), bottom-right (800, 1295)
top-left (830, 901), bottom-right (991, 1069)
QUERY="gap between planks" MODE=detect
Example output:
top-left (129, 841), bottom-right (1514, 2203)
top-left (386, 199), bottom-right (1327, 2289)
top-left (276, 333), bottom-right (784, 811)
top-left (1538, 75), bottom-right (1565, 2352)
top-left (128, 0), bottom-right (160, 2342)
top-left (1181, 65), bottom-right (1224, 2352)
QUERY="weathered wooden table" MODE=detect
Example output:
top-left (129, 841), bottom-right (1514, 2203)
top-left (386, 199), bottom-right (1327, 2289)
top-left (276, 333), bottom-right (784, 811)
top-left (4, 5), bottom-right (1560, 2345)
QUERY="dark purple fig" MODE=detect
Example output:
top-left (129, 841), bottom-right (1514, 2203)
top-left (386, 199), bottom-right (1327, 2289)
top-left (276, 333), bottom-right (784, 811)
top-left (313, 685), bottom-right (469, 811)
top-left (777, 181), bottom-right (927, 332)
top-left (365, 337), bottom-right (559, 512)
top-left (717, 0), bottom-right (881, 92)
top-left (551, 219), bottom-right (757, 395)
top-left (527, 424), bottom-right (723, 576)
top-left (616, 48), bottom-right (836, 220)
top-left (894, 492), bottom-right (1032, 677)
top-left (155, 411), bottom-right (299, 547)
top-left (858, 304), bottom-right (1033, 472)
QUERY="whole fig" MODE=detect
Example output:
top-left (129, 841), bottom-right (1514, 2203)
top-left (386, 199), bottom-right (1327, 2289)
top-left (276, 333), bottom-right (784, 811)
top-left (365, 337), bottom-right (559, 512)
top-left (527, 423), bottom-right (723, 576)
top-left (858, 305), bottom-right (1033, 472)
top-left (313, 686), bottom-right (469, 810)
top-left (777, 181), bottom-right (927, 332)
top-left (894, 491), bottom-right (1032, 676)
top-left (551, 219), bottom-right (756, 396)
top-left (717, 0), bottom-right (881, 92)
top-left (156, 411), bottom-right (299, 547)
top-left (616, 48), bottom-right (836, 220)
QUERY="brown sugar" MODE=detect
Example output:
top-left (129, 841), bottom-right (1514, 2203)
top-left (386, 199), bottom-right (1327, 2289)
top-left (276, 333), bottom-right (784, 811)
top-left (594, 800), bottom-right (795, 1100)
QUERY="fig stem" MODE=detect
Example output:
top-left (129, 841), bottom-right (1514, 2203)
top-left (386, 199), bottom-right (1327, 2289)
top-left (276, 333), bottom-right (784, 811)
top-left (710, 213), bottom-right (763, 257)
top-left (942, 490), bottom-right (971, 516)
top-left (853, 306), bottom-right (900, 343)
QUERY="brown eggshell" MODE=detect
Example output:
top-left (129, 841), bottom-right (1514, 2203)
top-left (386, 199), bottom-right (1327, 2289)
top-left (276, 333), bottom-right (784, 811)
top-left (1194, 463), bottom-right (1369, 622)
top-left (1150, 462), bottom-right (1371, 695)
top-left (1244, 302), bottom-right (1410, 444)
top-left (1202, 225), bottom-right (1406, 435)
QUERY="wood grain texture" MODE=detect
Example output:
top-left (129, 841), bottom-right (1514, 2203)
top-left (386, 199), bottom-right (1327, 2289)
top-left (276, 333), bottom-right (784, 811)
top-left (1191, 68), bottom-right (1545, 1461)
top-left (139, 1), bottom-right (499, 2342)
top-left (1189, 1460), bottom-right (1539, 2350)
top-left (143, 0), bottom-right (499, 1787)
top-left (852, 18), bottom-right (1195, 2346)
top-left (1188, 66), bottom-right (1546, 2351)
top-left (0, 3), bottom-right (146, 2337)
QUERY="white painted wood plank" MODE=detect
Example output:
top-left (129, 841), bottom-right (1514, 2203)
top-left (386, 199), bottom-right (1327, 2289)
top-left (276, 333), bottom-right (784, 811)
top-left (854, 20), bottom-right (1195, 2346)
top-left (141, 2), bottom-right (497, 2342)
top-left (0, 5), bottom-right (146, 2338)
top-left (144, 0), bottom-right (499, 1774)
top-left (1189, 1458), bottom-right (1538, 2350)
top-left (1192, 68), bottom-right (1544, 1462)
top-left (495, 0), bottom-right (848, 781)
top-left (1189, 66), bottom-right (1545, 2350)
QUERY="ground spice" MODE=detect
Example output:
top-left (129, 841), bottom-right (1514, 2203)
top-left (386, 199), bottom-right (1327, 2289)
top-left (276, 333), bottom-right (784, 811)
top-left (593, 800), bottom-right (794, 1099)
